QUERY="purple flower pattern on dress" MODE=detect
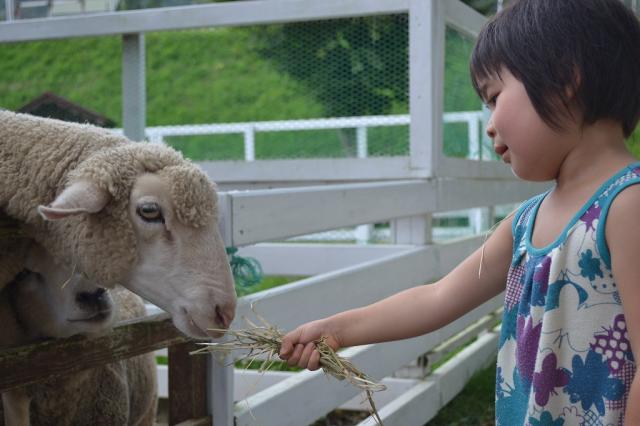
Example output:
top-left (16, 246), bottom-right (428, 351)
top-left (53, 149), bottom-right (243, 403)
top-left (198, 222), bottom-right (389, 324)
top-left (533, 353), bottom-right (570, 406)
top-left (580, 203), bottom-right (601, 232)
top-left (516, 315), bottom-right (542, 385)
top-left (590, 314), bottom-right (632, 374)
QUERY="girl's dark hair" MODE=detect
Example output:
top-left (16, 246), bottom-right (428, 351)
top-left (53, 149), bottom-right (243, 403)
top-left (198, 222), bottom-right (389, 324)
top-left (470, 0), bottom-right (640, 137)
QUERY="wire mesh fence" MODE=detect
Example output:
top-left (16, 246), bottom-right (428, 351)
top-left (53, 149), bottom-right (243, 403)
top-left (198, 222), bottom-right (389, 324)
top-left (149, 15), bottom-right (411, 161)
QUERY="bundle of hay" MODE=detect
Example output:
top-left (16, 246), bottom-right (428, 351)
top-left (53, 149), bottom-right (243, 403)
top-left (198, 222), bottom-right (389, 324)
top-left (194, 318), bottom-right (386, 425)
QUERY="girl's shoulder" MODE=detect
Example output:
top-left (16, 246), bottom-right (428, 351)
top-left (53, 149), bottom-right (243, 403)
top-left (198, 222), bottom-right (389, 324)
top-left (595, 162), bottom-right (640, 270)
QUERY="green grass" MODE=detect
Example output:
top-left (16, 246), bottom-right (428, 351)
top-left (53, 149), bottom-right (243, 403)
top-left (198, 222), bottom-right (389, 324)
top-left (0, 27), bottom-right (484, 161)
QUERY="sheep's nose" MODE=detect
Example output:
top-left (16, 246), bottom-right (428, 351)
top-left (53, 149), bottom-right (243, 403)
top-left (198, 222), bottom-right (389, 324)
top-left (215, 302), bottom-right (235, 329)
top-left (76, 288), bottom-right (110, 311)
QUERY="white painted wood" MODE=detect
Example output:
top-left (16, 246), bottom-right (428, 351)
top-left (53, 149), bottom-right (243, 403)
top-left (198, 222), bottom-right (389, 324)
top-left (209, 351), bottom-right (234, 426)
top-left (223, 179), bottom-right (547, 246)
top-left (436, 330), bottom-right (499, 403)
top-left (199, 157), bottom-right (525, 183)
top-left (234, 236), bottom-right (484, 332)
top-left (409, 0), bottom-right (444, 175)
top-left (146, 115), bottom-right (410, 137)
top-left (5, 0), bottom-right (15, 21)
top-left (243, 127), bottom-right (255, 162)
top-left (217, 193), bottom-right (233, 250)
top-left (236, 243), bottom-right (416, 276)
top-left (426, 309), bottom-right (500, 367)
top-left (356, 330), bottom-right (499, 426)
top-left (237, 243), bottom-right (413, 275)
top-left (354, 224), bottom-right (373, 244)
top-left (234, 371), bottom-right (420, 412)
top-left (392, 213), bottom-right (433, 245)
top-left (159, 366), bottom-right (420, 411)
top-left (356, 126), bottom-right (368, 159)
top-left (122, 33), bottom-right (146, 142)
top-left (437, 156), bottom-right (522, 179)
top-left (212, 192), bottom-right (235, 426)
top-left (157, 364), bottom-right (168, 398)
top-left (0, 0), bottom-right (410, 42)
top-left (199, 157), bottom-right (419, 183)
top-left (443, 0), bottom-right (486, 38)
top-left (436, 179), bottom-right (549, 212)
top-left (227, 180), bottom-right (434, 246)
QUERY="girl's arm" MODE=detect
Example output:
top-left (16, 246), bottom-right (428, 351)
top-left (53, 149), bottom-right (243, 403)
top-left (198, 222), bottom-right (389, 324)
top-left (605, 185), bottom-right (640, 425)
top-left (280, 212), bottom-right (515, 370)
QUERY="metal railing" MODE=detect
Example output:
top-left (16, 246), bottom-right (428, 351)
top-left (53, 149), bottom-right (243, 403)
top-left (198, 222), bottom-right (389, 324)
top-left (139, 111), bottom-right (487, 162)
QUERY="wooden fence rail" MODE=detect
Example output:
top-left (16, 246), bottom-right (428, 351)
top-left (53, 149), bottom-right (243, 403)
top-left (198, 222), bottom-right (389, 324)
top-left (0, 313), bottom-right (210, 425)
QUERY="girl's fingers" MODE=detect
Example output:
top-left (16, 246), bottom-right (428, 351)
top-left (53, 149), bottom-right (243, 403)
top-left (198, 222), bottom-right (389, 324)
top-left (279, 327), bottom-right (304, 358)
top-left (286, 343), bottom-right (305, 367)
top-left (297, 343), bottom-right (316, 369)
top-left (308, 349), bottom-right (321, 371)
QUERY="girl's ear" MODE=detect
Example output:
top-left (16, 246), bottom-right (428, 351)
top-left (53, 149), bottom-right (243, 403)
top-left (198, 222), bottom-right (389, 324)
top-left (38, 180), bottom-right (110, 221)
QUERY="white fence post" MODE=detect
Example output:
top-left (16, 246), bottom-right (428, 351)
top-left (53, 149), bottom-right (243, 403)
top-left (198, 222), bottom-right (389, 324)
top-left (244, 126), bottom-right (255, 162)
top-left (122, 33), bottom-right (146, 142)
top-left (5, 0), bottom-right (14, 20)
top-left (209, 192), bottom-right (234, 426)
top-left (409, 0), bottom-right (445, 176)
top-left (356, 126), bottom-right (368, 159)
top-left (354, 126), bottom-right (372, 244)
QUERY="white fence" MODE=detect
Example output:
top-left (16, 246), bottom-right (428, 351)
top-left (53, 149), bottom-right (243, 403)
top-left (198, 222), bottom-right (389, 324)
top-left (203, 177), bottom-right (547, 425)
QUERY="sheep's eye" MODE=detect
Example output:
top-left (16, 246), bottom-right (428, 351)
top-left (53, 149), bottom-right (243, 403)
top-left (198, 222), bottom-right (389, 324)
top-left (136, 202), bottom-right (164, 223)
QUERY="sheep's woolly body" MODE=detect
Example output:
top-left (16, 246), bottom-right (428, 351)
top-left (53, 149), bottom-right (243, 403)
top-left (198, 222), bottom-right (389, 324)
top-left (0, 110), bottom-right (217, 288)
top-left (0, 288), bottom-right (157, 426)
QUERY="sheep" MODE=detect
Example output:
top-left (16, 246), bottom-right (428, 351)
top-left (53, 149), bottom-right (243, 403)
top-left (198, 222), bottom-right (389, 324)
top-left (0, 110), bottom-right (236, 338)
top-left (0, 244), bottom-right (157, 426)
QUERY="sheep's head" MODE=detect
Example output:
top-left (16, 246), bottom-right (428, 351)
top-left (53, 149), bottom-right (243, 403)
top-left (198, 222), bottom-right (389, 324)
top-left (15, 244), bottom-right (116, 339)
top-left (36, 144), bottom-right (237, 339)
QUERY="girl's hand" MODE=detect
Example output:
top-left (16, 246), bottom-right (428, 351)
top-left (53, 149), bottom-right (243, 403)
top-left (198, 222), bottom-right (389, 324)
top-left (279, 319), bottom-right (341, 371)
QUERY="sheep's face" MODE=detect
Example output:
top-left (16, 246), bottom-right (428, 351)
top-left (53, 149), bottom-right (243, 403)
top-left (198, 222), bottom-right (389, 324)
top-left (38, 172), bottom-right (237, 339)
top-left (18, 245), bottom-right (116, 338)
top-left (125, 173), bottom-right (237, 339)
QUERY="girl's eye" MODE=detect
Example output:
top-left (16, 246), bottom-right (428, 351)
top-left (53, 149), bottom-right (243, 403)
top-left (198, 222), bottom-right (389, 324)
top-left (485, 93), bottom-right (499, 108)
top-left (136, 202), bottom-right (164, 223)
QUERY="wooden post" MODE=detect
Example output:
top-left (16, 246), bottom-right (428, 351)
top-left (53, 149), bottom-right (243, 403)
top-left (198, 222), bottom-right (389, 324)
top-left (168, 342), bottom-right (208, 425)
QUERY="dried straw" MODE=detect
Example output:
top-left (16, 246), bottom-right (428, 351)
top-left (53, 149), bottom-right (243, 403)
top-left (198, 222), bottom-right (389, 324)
top-left (192, 316), bottom-right (386, 425)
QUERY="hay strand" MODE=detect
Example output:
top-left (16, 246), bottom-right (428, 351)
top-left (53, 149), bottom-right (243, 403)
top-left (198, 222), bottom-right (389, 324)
top-left (192, 317), bottom-right (386, 425)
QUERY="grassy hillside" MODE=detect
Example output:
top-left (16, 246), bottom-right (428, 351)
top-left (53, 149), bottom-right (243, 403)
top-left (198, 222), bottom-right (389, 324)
top-left (0, 29), bottom-right (325, 125)
top-left (1, 27), bottom-right (636, 160)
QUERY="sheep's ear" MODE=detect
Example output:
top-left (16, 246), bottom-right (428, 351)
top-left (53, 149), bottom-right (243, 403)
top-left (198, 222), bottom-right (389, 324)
top-left (38, 181), bottom-right (110, 221)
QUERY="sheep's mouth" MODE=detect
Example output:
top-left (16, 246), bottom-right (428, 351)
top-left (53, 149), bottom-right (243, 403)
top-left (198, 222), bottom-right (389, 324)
top-left (67, 312), bottom-right (111, 323)
top-left (182, 315), bottom-right (210, 339)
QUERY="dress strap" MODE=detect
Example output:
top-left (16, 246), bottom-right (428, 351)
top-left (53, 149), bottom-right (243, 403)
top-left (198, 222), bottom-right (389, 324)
top-left (595, 165), bottom-right (640, 269)
top-left (511, 193), bottom-right (546, 266)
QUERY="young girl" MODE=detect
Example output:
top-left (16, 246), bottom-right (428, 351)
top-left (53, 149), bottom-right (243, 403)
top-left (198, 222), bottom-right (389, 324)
top-left (279, 0), bottom-right (640, 424)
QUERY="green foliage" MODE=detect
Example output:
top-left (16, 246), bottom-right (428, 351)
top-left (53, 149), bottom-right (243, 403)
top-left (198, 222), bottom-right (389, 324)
top-left (0, 29), bottom-right (324, 128)
top-left (0, 36), bottom-right (123, 121)
top-left (254, 16), bottom-right (408, 118)
top-left (236, 275), bottom-right (304, 297)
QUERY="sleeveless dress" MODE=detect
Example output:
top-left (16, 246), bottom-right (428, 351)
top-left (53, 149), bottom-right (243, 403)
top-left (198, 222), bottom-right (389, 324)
top-left (496, 163), bottom-right (640, 426)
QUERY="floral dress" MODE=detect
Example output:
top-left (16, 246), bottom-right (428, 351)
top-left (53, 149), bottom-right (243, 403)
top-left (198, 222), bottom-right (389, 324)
top-left (496, 163), bottom-right (640, 426)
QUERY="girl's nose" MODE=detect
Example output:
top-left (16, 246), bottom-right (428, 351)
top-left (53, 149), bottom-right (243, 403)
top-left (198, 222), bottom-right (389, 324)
top-left (485, 118), bottom-right (496, 139)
